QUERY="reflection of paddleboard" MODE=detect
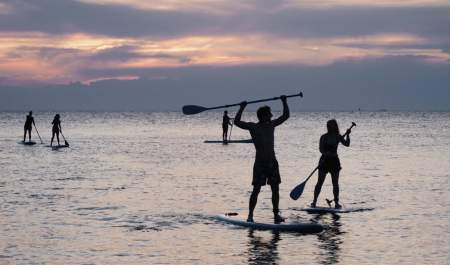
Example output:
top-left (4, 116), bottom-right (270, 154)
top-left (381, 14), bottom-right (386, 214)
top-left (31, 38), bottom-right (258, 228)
top-left (19, 141), bottom-right (36, 145)
top-left (204, 139), bottom-right (252, 144)
top-left (216, 213), bottom-right (323, 233)
top-left (295, 207), bottom-right (374, 214)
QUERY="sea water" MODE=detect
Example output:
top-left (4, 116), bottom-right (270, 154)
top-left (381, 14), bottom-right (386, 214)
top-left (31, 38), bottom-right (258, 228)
top-left (0, 111), bottom-right (449, 264)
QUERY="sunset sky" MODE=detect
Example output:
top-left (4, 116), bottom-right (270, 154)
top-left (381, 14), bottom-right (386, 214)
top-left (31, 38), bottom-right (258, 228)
top-left (0, 0), bottom-right (449, 111)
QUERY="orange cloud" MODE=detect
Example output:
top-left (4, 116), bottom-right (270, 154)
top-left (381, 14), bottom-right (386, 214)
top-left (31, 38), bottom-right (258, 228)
top-left (0, 32), bottom-right (448, 85)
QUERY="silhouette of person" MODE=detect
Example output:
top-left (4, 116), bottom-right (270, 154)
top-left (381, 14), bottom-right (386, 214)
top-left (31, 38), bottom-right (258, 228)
top-left (222, 111), bottom-right (233, 142)
top-left (234, 95), bottom-right (289, 224)
top-left (311, 119), bottom-right (351, 209)
top-left (23, 111), bottom-right (35, 142)
top-left (50, 114), bottom-right (62, 146)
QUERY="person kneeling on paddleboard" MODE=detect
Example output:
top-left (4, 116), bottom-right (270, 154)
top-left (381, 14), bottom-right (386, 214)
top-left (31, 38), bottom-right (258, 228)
top-left (234, 95), bottom-right (289, 224)
top-left (311, 119), bottom-right (351, 209)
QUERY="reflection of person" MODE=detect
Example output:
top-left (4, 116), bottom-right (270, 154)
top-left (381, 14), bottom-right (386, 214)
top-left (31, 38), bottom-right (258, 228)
top-left (222, 111), bottom-right (233, 142)
top-left (23, 111), bottom-right (35, 142)
top-left (234, 96), bottom-right (289, 223)
top-left (50, 114), bottom-right (62, 146)
top-left (311, 119), bottom-right (351, 209)
top-left (313, 214), bottom-right (343, 265)
top-left (247, 230), bottom-right (280, 265)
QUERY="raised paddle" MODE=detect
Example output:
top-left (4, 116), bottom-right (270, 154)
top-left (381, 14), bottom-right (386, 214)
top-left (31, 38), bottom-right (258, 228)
top-left (33, 124), bottom-right (44, 144)
top-left (182, 91), bottom-right (303, 115)
top-left (290, 122), bottom-right (357, 200)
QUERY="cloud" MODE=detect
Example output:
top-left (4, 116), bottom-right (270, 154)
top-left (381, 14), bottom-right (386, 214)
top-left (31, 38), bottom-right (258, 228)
top-left (0, 0), bottom-right (449, 40)
top-left (90, 45), bottom-right (191, 63)
top-left (0, 0), bottom-right (449, 85)
top-left (0, 0), bottom-right (215, 38)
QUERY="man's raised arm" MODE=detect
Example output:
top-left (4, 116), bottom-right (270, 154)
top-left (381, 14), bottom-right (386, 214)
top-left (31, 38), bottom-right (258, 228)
top-left (234, 101), bottom-right (251, 130)
top-left (272, 95), bottom-right (290, 126)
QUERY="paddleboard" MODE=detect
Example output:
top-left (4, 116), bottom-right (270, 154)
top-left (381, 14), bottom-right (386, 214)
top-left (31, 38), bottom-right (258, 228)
top-left (296, 206), bottom-right (374, 214)
top-left (46, 144), bottom-right (69, 150)
top-left (19, 141), bottom-right (36, 145)
top-left (204, 139), bottom-right (253, 144)
top-left (216, 213), bottom-right (323, 233)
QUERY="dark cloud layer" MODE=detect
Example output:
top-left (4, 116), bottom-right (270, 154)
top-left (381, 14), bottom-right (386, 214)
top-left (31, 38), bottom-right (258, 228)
top-left (1, 56), bottom-right (449, 111)
top-left (1, 0), bottom-right (449, 40)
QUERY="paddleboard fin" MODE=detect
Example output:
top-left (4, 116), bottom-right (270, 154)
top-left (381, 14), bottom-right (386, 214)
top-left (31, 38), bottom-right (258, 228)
top-left (326, 198), bottom-right (333, 207)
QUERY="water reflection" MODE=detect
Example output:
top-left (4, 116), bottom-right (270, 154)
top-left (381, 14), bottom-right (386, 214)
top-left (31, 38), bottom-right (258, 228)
top-left (313, 214), bottom-right (345, 265)
top-left (247, 230), bottom-right (281, 265)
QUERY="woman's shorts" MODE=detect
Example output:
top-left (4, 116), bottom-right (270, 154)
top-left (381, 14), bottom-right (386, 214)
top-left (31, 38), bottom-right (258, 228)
top-left (318, 155), bottom-right (341, 173)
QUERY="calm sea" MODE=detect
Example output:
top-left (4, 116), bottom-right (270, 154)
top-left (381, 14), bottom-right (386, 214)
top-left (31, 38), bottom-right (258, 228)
top-left (1, 111), bottom-right (449, 264)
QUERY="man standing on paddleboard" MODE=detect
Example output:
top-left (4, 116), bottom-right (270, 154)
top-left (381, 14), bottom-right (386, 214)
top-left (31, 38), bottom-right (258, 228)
top-left (23, 111), bottom-right (35, 142)
top-left (234, 95), bottom-right (289, 224)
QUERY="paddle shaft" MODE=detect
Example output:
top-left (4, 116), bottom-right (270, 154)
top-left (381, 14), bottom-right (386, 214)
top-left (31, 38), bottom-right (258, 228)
top-left (304, 166), bottom-right (319, 183)
top-left (33, 123), bottom-right (43, 144)
top-left (206, 92), bottom-right (302, 111)
top-left (60, 130), bottom-right (69, 146)
top-left (343, 123), bottom-right (356, 137)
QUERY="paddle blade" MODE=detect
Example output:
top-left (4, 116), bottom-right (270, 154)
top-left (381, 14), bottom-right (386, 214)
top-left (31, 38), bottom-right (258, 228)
top-left (64, 140), bottom-right (69, 147)
top-left (182, 105), bottom-right (208, 115)
top-left (290, 182), bottom-right (306, 200)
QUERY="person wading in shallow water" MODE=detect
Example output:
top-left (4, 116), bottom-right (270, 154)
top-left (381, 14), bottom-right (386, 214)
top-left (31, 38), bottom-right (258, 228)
top-left (311, 119), bottom-right (351, 209)
top-left (23, 111), bottom-right (35, 142)
top-left (222, 111), bottom-right (233, 142)
top-left (50, 114), bottom-right (62, 146)
top-left (234, 95), bottom-right (289, 224)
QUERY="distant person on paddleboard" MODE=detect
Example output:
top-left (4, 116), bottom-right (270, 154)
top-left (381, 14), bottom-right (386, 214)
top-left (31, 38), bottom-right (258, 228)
top-left (311, 119), bottom-right (351, 209)
top-left (222, 111), bottom-right (233, 142)
top-left (23, 111), bottom-right (36, 142)
top-left (234, 95), bottom-right (289, 224)
top-left (50, 114), bottom-right (62, 146)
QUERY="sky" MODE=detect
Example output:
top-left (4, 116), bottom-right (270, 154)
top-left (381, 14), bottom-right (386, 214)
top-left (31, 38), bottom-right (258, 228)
top-left (0, 0), bottom-right (449, 111)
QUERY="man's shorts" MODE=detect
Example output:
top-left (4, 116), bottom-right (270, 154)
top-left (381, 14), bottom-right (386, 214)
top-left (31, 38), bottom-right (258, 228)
top-left (252, 159), bottom-right (281, 186)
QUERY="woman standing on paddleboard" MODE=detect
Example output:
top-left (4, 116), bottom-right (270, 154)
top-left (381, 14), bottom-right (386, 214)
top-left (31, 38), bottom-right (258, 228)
top-left (50, 114), bottom-right (62, 146)
top-left (311, 119), bottom-right (351, 209)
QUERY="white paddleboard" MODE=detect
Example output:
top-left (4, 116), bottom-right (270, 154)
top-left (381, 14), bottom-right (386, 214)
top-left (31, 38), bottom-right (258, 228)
top-left (216, 213), bottom-right (323, 233)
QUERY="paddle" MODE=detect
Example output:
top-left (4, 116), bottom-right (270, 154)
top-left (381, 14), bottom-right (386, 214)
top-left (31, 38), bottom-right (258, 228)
top-left (289, 122), bottom-right (357, 200)
top-left (60, 131), bottom-right (69, 147)
top-left (33, 124), bottom-right (44, 144)
top-left (182, 91), bottom-right (303, 115)
top-left (289, 166), bottom-right (319, 200)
